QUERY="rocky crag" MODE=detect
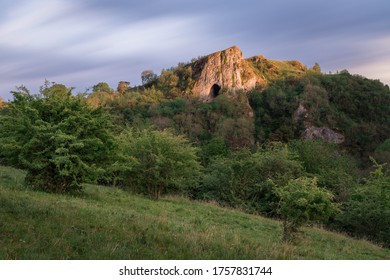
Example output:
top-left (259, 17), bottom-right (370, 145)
top-left (191, 46), bottom-right (260, 99)
top-left (190, 46), bottom-right (307, 99)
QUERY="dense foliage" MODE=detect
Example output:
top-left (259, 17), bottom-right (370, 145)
top-left (276, 177), bottom-right (338, 241)
top-left (374, 139), bottom-right (390, 174)
top-left (197, 145), bottom-right (303, 215)
top-left (116, 129), bottom-right (201, 199)
top-left (0, 84), bottom-right (115, 193)
top-left (339, 160), bottom-right (390, 246)
top-left (249, 72), bottom-right (390, 160)
top-left (289, 140), bottom-right (357, 202)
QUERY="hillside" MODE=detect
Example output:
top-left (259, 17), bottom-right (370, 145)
top-left (1, 165), bottom-right (389, 260)
top-left (164, 45), bottom-right (308, 99)
top-left (1, 46), bottom-right (390, 259)
top-left (129, 46), bottom-right (390, 158)
top-left (130, 47), bottom-right (390, 158)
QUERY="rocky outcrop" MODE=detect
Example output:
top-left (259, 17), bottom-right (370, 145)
top-left (303, 126), bottom-right (345, 144)
top-left (293, 102), bottom-right (345, 144)
top-left (192, 46), bottom-right (262, 99)
top-left (190, 46), bottom-right (307, 100)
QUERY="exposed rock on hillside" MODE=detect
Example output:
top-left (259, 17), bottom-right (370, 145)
top-left (191, 46), bottom-right (261, 99)
top-left (293, 102), bottom-right (345, 144)
top-left (190, 46), bottom-right (307, 99)
top-left (303, 126), bottom-right (345, 144)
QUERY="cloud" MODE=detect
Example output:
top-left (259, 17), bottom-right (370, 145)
top-left (347, 35), bottom-right (390, 85)
top-left (0, 0), bottom-right (73, 48)
top-left (0, 0), bottom-right (204, 58)
top-left (0, 0), bottom-right (209, 98)
top-left (1, 0), bottom-right (389, 99)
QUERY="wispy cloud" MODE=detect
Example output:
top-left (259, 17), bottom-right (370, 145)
top-left (0, 0), bottom-right (208, 98)
top-left (0, 0), bottom-right (204, 58)
top-left (1, 0), bottom-right (389, 99)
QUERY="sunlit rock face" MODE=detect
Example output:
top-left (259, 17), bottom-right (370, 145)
top-left (192, 46), bottom-right (261, 100)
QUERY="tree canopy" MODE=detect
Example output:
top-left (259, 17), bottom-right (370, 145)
top-left (0, 84), bottom-right (116, 193)
top-left (276, 177), bottom-right (338, 241)
top-left (118, 129), bottom-right (201, 199)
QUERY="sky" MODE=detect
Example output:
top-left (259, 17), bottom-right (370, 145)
top-left (1, 0), bottom-right (389, 100)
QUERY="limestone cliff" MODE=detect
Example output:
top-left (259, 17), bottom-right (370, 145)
top-left (190, 46), bottom-right (306, 99)
top-left (191, 46), bottom-right (262, 99)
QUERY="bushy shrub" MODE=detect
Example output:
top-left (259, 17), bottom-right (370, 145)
top-left (118, 129), bottom-right (201, 199)
top-left (198, 145), bottom-right (303, 215)
top-left (339, 160), bottom-right (390, 247)
top-left (198, 137), bottom-right (230, 166)
top-left (289, 140), bottom-right (357, 202)
top-left (0, 84), bottom-right (115, 193)
top-left (374, 139), bottom-right (390, 174)
top-left (276, 177), bottom-right (338, 242)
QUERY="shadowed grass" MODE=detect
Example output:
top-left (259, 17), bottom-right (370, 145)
top-left (1, 165), bottom-right (389, 259)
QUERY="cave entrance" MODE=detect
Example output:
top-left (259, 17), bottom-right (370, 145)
top-left (209, 84), bottom-right (221, 98)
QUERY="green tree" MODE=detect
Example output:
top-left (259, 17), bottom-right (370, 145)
top-left (158, 70), bottom-right (179, 98)
top-left (289, 140), bottom-right (357, 202)
top-left (198, 137), bottom-right (230, 166)
top-left (339, 159), bottom-right (390, 247)
top-left (374, 139), bottom-right (390, 174)
top-left (0, 84), bottom-right (115, 193)
top-left (119, 129), bottom-right (200, 200)
top-left (301, 84), bottom-right (331, 126)
top-left (276, 177), bottom-right (338, 242)
top-left (249, 85), bottom-right (299, 143)
top-left (199, 145), bottom-right (303, 215)
top-left (92, 82), bottom-right (112, 93)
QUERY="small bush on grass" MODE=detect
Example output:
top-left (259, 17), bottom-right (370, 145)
top-left (276, 177), bottom-right (338, 242)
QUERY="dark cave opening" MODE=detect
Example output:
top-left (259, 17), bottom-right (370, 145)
top-left (209, 84), bottom-right (221, 98)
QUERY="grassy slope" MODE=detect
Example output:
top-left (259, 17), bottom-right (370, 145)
top-left (1, 165), bottom-right (389, 260)
top-left (247, 56), bottom-right (307, 82)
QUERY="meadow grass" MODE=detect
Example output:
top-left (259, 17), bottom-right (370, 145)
top-left (1, 165), bottom-right (389, 260)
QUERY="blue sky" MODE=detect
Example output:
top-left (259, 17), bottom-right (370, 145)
top-left (1, 0), bottom-right (389, 100)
